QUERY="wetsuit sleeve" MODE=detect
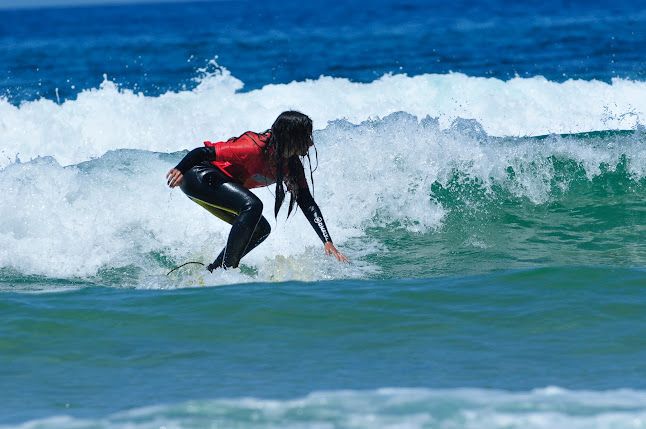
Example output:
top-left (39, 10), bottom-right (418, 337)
top-left (174, 146), bottom-right (216, 174)
top-left (297, 188), bottom-right (332, 244)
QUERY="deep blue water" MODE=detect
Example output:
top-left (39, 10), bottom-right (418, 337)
top-left (2, 0), bottom-right (646, 104)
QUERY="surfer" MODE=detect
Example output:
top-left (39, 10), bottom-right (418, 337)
top-left (166, 111), bottom-right (350, 271)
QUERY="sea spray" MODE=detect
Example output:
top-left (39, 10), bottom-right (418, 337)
top-left (3, 71), bottom-right (646, 168)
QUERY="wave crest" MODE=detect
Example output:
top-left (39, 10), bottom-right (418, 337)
top-left (2, 70), bottom-right (646, 169)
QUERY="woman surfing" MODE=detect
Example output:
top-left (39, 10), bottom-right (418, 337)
top-left (166, 111), bottom-right (349, 271)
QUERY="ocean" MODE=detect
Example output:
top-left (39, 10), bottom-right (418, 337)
top-left (1, 0), bottom-right (646, 427)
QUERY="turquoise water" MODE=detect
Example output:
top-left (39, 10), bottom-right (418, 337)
top-left (2, 118), bottom-right (646, 428)
top-left (2, 121), bottom-right (646, 427)
top-left (3, 267), bottom-right (646, 426)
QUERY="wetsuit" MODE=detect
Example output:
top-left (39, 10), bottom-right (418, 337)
top-left (174, 131), bottom-right (332, 270)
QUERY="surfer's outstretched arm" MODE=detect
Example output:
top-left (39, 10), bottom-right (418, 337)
top-left (297, 188), bottom-right (350, 263)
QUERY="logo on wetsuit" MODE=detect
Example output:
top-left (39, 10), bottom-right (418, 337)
top-left (314, 216), bottom-right (330, 242)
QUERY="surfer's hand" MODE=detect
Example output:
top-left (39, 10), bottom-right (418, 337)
top-left (166, 168), bottom-right (183, 188)
top-left (325, 242), bottom-right (350, 263)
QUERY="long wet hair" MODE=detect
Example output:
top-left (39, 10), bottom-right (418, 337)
top-left (265, 111), bottom-right (317, 218)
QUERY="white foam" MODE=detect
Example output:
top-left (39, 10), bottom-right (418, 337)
top-left (5, 387), bottom-right (646, 429)
top-left (0, 148), bottom-right (370, 281)
top-left (1, 109), bottom-right (643, 281)
top-left (3, 68), bottom-right (646, 169)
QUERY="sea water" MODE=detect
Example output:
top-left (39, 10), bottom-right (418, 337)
top-left (1, 0), bottom-right (646, 427)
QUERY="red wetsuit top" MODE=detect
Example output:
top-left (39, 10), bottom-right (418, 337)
top-left (203, 131), bottom-right (308, 190)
